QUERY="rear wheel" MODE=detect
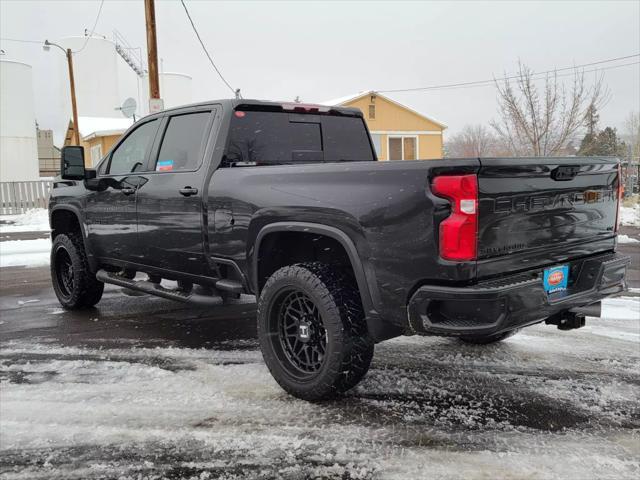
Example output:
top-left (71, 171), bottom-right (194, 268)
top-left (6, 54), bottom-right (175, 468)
top-left (458, 329), bottom-right (519, 345)
top-left (51, 233), bottom-right (104, 309)
top-left (257, 262), bottom-right (373, 401)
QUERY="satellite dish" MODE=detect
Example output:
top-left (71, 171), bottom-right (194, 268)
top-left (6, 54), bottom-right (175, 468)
top-left (119, 97), bottom-right (137, 118)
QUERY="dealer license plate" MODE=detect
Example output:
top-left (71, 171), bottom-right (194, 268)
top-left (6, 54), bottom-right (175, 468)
top-left (543, 265), bottom-right (569, 294)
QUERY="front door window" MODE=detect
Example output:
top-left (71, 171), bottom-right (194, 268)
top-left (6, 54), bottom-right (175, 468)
top-left (108, 120), bottom-right (159, 175)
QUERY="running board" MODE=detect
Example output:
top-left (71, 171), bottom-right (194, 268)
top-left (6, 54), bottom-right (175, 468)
top-left (215, 279), bottom-right (244, 294)
top-left (96, 270), bottom-right (223, 306)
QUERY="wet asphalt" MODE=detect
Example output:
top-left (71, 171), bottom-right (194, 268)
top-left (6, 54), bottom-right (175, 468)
top-left (0, 264), bottom-right (258, 351)
top-left (1, 226), bottom-right (638, 349)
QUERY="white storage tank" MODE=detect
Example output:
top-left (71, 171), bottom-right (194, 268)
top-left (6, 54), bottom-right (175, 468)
top-left (140, 72), bottom-right (193, 115)
top-left (57, 36), bottom-right (121, 119)
top-left (0, 59), bottom-right (39, 182)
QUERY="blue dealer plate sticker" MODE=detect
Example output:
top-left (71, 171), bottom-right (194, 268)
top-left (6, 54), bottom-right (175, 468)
top-left (156, 159), bottom-right (174, 172)
top-left (543, 265), bottom-right (569, 294)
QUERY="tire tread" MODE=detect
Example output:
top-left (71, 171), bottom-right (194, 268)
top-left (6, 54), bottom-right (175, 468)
top-left (51, 233), bottom-right (104, 309)
top-left (257, 262), bottom-right (373, 401)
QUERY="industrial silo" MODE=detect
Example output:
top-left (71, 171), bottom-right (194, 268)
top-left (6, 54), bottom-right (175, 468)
top-left (140, 72), bottom-right (193, 115)
top-left (57, 36), bottom-right (121, 119)
top-left (0, 59), bottom-right (39, 182)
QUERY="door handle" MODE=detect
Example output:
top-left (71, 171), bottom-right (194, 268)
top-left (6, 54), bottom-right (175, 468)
top-left (179, 187), bottom-right (198, 197)
top-left (121, 187), bottom-right (136, 195)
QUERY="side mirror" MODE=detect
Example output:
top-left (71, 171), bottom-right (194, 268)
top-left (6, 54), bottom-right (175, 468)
top-left (84, 170), bottom-right (105, 191)
top-left (60, 146), bottom-right (86, 180)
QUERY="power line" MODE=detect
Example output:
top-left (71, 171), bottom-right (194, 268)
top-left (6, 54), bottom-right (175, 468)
top-left (180, 0), bottom-right (236, 96)
top-left (405, 61), bottom-right (639, 93)
top-left (378, 54), bottom-right (640, 93)
top-left (73, 0), bottom-right (105, 54)
top-left (1, 1), bottom-right (105, 52)
top-left (0, 37), bottom-right (44, 44)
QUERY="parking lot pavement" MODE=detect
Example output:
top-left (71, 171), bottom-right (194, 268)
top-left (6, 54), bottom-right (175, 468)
top-left (0, 233), bottom-right (638, 479)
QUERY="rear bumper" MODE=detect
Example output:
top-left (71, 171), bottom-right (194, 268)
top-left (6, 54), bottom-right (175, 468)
top-left (407, 252), bottom-right (630, 337)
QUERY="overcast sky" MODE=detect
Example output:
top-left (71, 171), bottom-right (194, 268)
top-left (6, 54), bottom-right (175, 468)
top-left (1, 0), bottom-right (639, 144)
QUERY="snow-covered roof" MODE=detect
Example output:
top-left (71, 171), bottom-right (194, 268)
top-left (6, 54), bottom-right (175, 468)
top-left (319, 90), bottom-right (376, 107)
top-left (320, 90), bottom-right (447, 129)
top-left (77, 116), bottom-right (134, 140)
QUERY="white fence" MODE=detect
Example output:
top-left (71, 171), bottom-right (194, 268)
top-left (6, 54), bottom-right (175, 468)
top-left (0, 180), bottom-right (53, 215)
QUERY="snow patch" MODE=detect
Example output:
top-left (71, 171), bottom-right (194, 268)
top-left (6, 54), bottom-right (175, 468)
top-left (17, 299), bottom-right (40, 306)
top-left (1, 333), bottom-right (639, 479)
top-left (620, 204), bottom-right (639, 227)
top-left (618, 234), bottom-right (639, 244)
top-left (0, 238), bottom-right (51, 268)
top-left (598, 296), bottom-right (640, 321)
top-left (0, 209), bottom-right (50, 233)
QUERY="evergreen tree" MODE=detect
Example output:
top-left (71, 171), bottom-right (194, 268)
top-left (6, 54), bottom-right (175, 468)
top-left (578, 105), bottom-right (600, 155)
top-left (584, 105), bottom-right (600, 136)
top-left (578, 126), bottom-right (626, 156)
top-left (578, 132), bottom-right (597, 156)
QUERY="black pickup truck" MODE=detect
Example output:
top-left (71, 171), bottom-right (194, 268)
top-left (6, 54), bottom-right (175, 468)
top-left (50, 99), bottom-right (630, 400)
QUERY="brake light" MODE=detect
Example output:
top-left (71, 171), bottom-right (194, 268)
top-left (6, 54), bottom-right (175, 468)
top-left (431, 174), bottom-right (478, 261)
top-left (615, 161), bottom-right (623, 233)
top-left (281, 103), bottom-right (330, 113)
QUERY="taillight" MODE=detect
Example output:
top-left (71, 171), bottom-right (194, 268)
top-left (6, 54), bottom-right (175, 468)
top-left (431, 174), bottom-right (478, 261)
top-left (615, 161), bottom-right (623, 233)
top-left (281, 103), bottom-right (330, 113)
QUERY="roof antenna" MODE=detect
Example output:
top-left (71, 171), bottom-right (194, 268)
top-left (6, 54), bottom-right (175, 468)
top-left (235, 88), bottom-right (242, 99)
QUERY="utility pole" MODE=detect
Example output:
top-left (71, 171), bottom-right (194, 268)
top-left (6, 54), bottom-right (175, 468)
top-left (66, 49), bottom-right (80, 146)
top-left (44, 40), bottom-right (80, 146)
top-left (144, 0), bottom-right (162, 112)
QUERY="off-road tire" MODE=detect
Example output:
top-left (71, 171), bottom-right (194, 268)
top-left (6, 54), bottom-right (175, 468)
top-left (257, 262), bottom-right (374, 401)
top-left (458, 329), bottom-right (520, 345)
top-left (51, 233), bottom-right (104, 309)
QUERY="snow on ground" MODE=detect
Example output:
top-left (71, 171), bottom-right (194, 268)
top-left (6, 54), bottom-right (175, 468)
top-left (0, 238), bottom-right (51, 268)
top-left (620, 203), bottom-right (640, 227)
top-left (598, 296), bottom-right (640, 321)
top-left (0, 209), bottom-right (50, 234)
top-left (618, 234), bottom-right (640, 244)
top-left (1, 297), bottom-right (638, 479)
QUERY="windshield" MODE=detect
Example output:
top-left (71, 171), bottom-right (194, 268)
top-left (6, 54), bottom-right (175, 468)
top-left (222, 110), bottom-right (375, 167)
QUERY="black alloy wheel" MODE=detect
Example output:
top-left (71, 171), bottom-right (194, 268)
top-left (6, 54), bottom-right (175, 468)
top-left (54, 245), bottom-right (75, 300)
top-left (275, 289), bottom-right (328, 376)
top-left (257, 262), bottom-right (374, 401)
top-left (50, 233), bottom-right (104, 309)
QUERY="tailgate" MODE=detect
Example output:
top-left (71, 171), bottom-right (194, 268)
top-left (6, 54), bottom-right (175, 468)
top-left (476, 157), bottom-right (619, 278)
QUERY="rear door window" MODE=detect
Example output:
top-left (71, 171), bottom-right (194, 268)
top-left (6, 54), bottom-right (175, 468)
top-left (222, 111), bottom-right (374, 167)
top-left (154, 112), bottom-right (211, 172)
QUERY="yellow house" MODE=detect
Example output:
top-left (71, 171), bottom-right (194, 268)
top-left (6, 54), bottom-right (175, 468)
top-left (322, 91), bottom-right (446, 160)
top-left (64, 116), bottom-right (133, 167)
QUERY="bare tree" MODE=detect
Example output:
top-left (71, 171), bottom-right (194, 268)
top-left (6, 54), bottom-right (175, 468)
top-left (446, 124), bottom-right (498, 157)
top-left (624, 111), bottom-right (640, 161)
top-left (491, 62), bottom-right (608, 156)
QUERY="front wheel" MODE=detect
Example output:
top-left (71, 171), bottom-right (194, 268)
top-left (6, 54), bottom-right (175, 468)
top-left (257, 262), bottom-right (374, 401)
top-left (51, 233), bottom-right (104, 309)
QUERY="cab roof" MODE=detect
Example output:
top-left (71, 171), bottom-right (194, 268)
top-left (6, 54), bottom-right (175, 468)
top-left (155, 98), bottom-right (363, 118)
